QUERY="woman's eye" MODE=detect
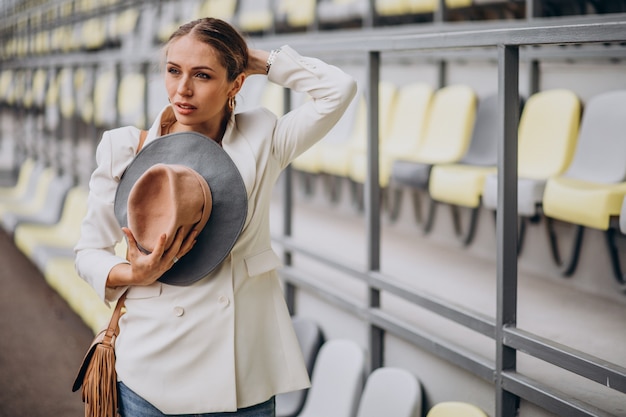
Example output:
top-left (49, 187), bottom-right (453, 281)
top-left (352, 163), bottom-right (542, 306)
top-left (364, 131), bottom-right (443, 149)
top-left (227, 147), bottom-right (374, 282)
top-left (196, 72), bottom-right (210, 79)
top-left (167, 67), bottom-right (179, 75)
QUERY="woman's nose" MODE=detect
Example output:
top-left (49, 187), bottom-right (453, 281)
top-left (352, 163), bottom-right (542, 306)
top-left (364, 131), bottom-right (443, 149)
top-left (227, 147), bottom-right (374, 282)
top-left (177, 78), bottom-right (192, 96)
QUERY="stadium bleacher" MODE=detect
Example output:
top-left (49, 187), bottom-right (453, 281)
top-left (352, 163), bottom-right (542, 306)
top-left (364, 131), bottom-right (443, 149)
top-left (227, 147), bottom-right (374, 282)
top-left (1, 1), bottom-right (625, 416)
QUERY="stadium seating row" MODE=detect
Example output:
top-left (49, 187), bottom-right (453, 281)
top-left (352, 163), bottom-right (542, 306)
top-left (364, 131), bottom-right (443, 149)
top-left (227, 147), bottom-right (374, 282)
top-left (290, 83), bottom-right (626, 288)
top-left (3, 0), bottom-right (626, 59)
top-left (278, 333), bottom-right (489, 417)
top-left (2, 57), bottom-right (626, 289)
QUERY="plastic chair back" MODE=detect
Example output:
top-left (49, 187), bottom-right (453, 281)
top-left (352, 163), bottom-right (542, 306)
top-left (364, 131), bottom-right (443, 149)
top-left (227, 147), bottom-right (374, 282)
top-left (426, 401), bottom-right (488, 417)
top-left (298, 339), bottom-right (366, 417)
top-left (238, 0), bottom-right (274, 33)
top-left (383, 82), bottom-right (434, 157)
top-left (562, 90), bottom-right (626, 183)
top-left (261, 81), bottom-right (286, 117)
top-left (517, 89), bottom-right (581, 180)
top-left (415, 84), bottom-right (477, 164)
top-left (351, 81), bottom-right (398, 153)
top-left (356, 367), bottom-right (421, 417)
top-left (0, 158), bottom-right (36, 201)
top-left (93, 69), bottom-right (117, 128)
top-left (118, 72), bottom-right (146, 128)
top-left (276, 316), bottom-right (324, 417)
top-left (459, 94), bottom-right (499, 166)
top-left (318, 0), bottom-right (369, 25)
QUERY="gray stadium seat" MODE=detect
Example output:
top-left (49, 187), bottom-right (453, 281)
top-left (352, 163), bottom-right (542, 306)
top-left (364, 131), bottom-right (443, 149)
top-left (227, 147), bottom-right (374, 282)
top-left (297, 339), bottom-right (365, 417)
top-left (276, 316), bottom-right (325, 417)
top-left (355, 367), bottom-right (421, 417)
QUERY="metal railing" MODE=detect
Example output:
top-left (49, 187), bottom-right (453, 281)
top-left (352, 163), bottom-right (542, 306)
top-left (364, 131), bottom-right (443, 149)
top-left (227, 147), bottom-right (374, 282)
top-left (251, 16), bottom-right (626, 417)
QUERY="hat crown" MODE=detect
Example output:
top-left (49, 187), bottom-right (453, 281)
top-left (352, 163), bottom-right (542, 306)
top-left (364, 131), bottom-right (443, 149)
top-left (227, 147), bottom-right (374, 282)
top-left (127, 163), bottom-right (212, 254)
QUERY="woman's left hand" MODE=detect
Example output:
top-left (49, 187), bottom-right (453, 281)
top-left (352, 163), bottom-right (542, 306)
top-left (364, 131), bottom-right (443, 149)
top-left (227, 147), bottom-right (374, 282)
top-left (245, 49), bottom-right (271, 76)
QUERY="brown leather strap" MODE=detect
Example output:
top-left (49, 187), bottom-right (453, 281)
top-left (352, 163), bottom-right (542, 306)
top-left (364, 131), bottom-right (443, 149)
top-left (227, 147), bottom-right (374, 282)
top-left (137, 129), bottom-right (148, 154)
top-left (102, 290), bottom-right (127, 346)
top-left (105, 129), bottom-right (147, 342)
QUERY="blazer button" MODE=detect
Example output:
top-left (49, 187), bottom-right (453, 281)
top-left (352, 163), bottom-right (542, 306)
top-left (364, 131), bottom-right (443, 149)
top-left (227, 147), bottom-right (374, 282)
top-left (217, 295), bottom-right (230, 307)
top-left (173, 306), bottom-right (185, 317)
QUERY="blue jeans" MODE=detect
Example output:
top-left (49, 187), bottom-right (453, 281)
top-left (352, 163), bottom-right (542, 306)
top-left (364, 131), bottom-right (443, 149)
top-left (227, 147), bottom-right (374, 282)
top-left (117, 382), bottom-right (276, 417)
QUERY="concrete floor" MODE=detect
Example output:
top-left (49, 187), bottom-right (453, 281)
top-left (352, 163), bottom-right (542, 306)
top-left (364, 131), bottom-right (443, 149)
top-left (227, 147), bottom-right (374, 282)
top-left (0, 229), bottom-right (92, 417)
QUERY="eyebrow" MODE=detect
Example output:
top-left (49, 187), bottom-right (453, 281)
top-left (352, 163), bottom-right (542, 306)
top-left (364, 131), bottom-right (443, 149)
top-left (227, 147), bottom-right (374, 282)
top-left (166, 61), bottom-right (216, 72)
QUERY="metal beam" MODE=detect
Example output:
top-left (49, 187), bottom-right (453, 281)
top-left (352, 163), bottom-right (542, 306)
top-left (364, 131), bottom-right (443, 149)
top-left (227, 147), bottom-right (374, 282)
top-left (503, 327), bottom-right (626, 394)
top-left (495, 43), bottom-right (520, 417)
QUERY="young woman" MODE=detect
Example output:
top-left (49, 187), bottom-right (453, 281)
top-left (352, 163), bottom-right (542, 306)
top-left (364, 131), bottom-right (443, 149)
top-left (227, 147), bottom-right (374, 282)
top-left (74, 17), bottom-right (357, 417)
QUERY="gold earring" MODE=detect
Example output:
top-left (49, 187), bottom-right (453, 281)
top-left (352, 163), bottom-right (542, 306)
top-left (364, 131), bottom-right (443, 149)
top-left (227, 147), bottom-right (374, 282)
top-left (228, 96), bottom-right (236, 112)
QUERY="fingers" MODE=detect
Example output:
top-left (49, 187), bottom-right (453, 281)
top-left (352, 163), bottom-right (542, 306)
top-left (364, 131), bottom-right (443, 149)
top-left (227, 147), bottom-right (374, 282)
top-left (125, 226), bottom-right (197, 271)
top-left (164, 228), bottom-right (198, 265)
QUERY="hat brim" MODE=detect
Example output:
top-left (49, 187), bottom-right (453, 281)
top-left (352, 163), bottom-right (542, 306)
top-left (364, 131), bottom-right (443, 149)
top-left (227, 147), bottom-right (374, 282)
top-left (114, 132), bottom-right (247, 286)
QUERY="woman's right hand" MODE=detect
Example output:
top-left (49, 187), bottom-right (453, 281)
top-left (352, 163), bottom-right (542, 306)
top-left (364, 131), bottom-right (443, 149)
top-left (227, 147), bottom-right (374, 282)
top-left (106, 227), bottom-right (198, 288)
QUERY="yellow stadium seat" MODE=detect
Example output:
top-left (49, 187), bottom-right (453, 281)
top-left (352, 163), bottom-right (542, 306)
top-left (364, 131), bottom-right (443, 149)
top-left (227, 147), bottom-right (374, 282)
top-left (112, 8), bottom-right (140, 39)
top-left (13, 186), bottom-right (88, 258)
top-left (43, 235), bottom-right (127, 334)
top-left (93, 69), bottom-right (117, 128)
top-left (59, 67), bottom-right (75, 120)
top-left (429, 94), bottom-right (501, 209)
top-left (82, 17), bottom-right (107, 50)
top-left (291, 92), bottom-right (362, 175)
top-left (155, 1), bottom-right (183, 43)
top-left (540, 90), bottom-right (626, 283)
top-left (390, 84), bottom-right (477, 190)
top-left (1, 173), bottom-right (73, 234)
top-left (238, 0), bottom-right (274, 33)
top-left (426, 401), bottom-right (488, 417)
top-left (407, 0), bottom-right (438, 14)
top-left (0, 158), bottom-right (36, 202)
top-left (118, 72), bottom-right (146, 128)
top-left (544, 90), bottom-right (626, 230)
top-left (482, 89), bottom-right (581, 217)
top-left (387, 84), bottom-right (476, 227)
top-left (0, 70), bottom-right (13, 103)
top-left (0, 166), bottom-right (56, 219)
top-left (376, 0), bottom-right (412, 16)
top-left (195, 0), bottom-right (237, 21)
top-left (261, 81), bottom-right (286, 117)
top-left (276, 0), bottom-right (317, 29)
top-left (74, 67), bottom-right (95, 124)
top-left (31, 68), bottom-right (48, 109)
top-left (349, 82), bottom-right (434, 187)
top-left (44, 257), bottom-right (114, 334)
top-left (445, 0), bottom-right (473, 8)
top-left (319, 81), bottom-right (398, 178)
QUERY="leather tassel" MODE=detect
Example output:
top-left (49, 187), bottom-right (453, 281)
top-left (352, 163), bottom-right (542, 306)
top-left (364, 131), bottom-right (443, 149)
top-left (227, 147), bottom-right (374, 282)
top-left (81, 340), bottom-right (118, 417)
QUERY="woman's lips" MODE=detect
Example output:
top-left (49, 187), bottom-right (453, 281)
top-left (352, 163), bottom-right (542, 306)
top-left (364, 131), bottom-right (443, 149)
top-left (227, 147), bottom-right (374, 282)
top-left (174, 102), bottom-right (196, 115)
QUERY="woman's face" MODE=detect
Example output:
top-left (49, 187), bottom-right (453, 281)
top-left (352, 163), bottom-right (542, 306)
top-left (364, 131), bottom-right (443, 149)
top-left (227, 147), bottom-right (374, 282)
top-left (165, 34), bottom-right (243, 137)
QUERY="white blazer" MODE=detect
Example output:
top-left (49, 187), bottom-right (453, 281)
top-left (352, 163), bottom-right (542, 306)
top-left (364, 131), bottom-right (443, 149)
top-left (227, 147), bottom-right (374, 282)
top-left (74, 45), bottom-right (357, 414)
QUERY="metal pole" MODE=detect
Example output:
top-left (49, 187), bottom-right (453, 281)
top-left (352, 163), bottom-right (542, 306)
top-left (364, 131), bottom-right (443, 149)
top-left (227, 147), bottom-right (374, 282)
top-left (366, 50), bottom-right (383, 371)
top-left (495, 44), bottom-right (520, 417)
top-left (282, 88), bottom-right (296, 314)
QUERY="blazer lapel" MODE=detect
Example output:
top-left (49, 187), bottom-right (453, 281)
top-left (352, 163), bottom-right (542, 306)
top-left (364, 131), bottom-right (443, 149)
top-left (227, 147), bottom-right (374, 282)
top-left (221, 115), bottom-right (256, 200)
